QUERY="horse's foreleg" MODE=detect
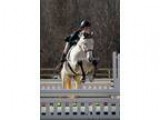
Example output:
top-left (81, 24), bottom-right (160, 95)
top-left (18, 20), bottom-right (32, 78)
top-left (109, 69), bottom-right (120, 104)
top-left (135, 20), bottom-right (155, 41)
top-left (65, 76), bottom-right (71, 89)
top-left (92, 59), bottom-right (99, 77)
top-left (61, 72), bottom-right (66, 89)
top-left (74, 76), bottom-right (81, 89)
top-left (61, 71), bottom-right (68, 89)
top-left (78, 60), bottom-right (85, 83)
top-left (62, 74), bottom-right (71, 89)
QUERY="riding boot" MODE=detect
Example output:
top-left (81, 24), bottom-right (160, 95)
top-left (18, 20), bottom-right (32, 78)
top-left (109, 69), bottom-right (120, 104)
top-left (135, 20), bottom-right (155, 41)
top-left (55, 53), bottom-right (66, 72)
top-left (56, 42), bottom-right (70, 72)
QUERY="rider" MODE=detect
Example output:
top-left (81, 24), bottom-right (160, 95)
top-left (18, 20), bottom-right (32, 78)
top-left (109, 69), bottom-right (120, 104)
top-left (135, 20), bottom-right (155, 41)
top-left (56, 20), bottom-right (97, 71)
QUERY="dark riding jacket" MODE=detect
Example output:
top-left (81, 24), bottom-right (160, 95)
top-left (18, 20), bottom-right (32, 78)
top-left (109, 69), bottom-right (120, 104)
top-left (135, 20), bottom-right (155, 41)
top-left (64, 30), bottom-right (80, 47)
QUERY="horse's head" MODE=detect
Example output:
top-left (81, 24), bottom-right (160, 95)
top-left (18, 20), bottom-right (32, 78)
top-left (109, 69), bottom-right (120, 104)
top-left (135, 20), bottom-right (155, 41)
top-left (78, 31), bottom-right (94, 62)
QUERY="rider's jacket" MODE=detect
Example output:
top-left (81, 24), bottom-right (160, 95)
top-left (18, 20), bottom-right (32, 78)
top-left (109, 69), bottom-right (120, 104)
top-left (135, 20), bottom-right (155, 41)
top-left (64, 30), bottom-right (81, 47)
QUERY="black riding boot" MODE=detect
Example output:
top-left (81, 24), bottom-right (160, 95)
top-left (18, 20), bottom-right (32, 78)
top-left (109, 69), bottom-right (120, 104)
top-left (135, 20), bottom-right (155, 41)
top-left (55, 53), bottom-right (66, 72)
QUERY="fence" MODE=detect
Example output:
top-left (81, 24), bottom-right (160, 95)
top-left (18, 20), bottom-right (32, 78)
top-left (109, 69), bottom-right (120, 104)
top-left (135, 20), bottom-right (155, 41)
top-left (40, 51), bottom-right (120, 120)
top-left (40, 68), bottom-right (113, 79)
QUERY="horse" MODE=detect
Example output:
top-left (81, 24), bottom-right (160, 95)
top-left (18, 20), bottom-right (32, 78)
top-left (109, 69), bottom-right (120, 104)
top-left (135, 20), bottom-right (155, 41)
top-left (61, 31), bottom-right (95, 89)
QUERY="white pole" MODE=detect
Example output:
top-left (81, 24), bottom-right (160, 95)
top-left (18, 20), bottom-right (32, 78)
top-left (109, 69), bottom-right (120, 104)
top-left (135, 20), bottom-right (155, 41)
top-left (118, 54), bottom-right (120, 80)
top-left (112, 52), bottom-right (119, 92)
top-left (117, 54), bottom-right (120, 91)
top-left (112, 52), bottom-right (117, 80)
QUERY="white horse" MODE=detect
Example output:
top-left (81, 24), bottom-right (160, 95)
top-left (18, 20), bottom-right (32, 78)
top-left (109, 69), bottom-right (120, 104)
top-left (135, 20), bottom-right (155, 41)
top-left (61, 31), bottom-right (95, 89)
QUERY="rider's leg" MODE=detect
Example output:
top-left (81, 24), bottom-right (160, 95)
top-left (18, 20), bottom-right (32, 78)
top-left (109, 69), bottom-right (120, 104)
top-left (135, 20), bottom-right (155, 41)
top-left (61, 42), bottom-right (70, 61)
top-left (56, 42), bottom-right (70, 71)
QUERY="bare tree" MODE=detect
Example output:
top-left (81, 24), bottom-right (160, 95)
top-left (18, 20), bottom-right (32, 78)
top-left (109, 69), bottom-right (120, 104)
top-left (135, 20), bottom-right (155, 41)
top-left (40, 0), bottom-right (120, 68)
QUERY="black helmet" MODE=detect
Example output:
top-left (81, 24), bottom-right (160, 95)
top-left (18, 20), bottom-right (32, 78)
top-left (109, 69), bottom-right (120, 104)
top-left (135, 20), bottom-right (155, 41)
top-left (80, 20), bottom-right (91, 28)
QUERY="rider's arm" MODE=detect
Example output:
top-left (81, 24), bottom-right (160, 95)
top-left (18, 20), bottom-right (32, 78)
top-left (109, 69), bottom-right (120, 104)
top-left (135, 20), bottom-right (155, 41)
top-left (68, 31), bottom-right (80, 42)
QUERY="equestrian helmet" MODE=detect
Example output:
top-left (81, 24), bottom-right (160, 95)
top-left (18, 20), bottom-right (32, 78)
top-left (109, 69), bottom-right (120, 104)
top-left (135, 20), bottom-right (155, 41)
top-left (80, 20), bottom-right (91, 28)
